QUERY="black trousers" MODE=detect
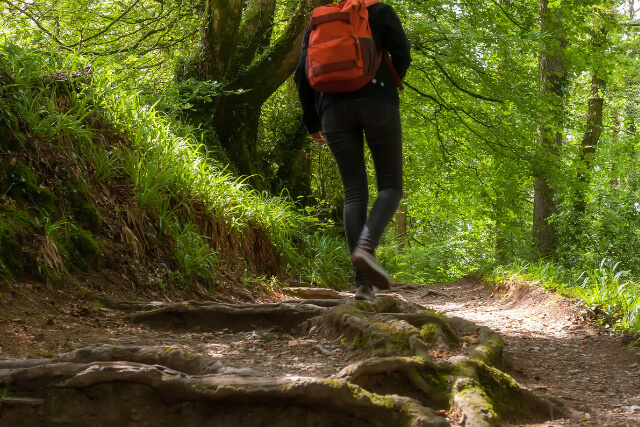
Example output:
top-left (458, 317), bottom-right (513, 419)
top-left (321, 98), bottom-right (403, 286)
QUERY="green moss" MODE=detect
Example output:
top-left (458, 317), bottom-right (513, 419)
top-left (0, 99), bottom-right (21, 152)
top-left (62, 227), bottom-right (101, 271)
top-left (0, 206), bottom-right (37, 275)
top-left (421, 321), bottom-right (460, 349)
top-left (33, 352), bottom-right (56, 359)
top-left (77, 202), bottom-right (102, 232)
top-left (456, 381), bottom-right (498, 420)
top-left (389, 330), bottom-right (410, 354)
top-left (468, 333), bottom-right (502, 364)
top-left (352, 335), bottom-right (364, 349)
top-left (0, 162), bottom-right (55, 212)
top-left (414, 365), bottom-right (451, 398)
top-left (353, 300), bottom-right (374, 312)
top-left (420, 323), bottom-right (440, 341)
top-left (369, 393), bottom-right (397, 409)
top-left (372, 297), bottom-right (401, 313)
top-left (472, 360), bottom-right (535, 421)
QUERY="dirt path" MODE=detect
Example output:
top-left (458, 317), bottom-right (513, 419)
top-left (402, 277), bottom-right (640, 426)
top-left (1, 277), bottom-right (639, 426)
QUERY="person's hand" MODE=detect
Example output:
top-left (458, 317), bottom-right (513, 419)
top-left (310, 131), bottom-right (327, 146)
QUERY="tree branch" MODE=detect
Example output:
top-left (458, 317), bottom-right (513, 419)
top-left (72, 0), bottom-right (142, 47)
top-left (232, 0), bottom-right (322, 104)
top-left (489, 0), bottom-right (525, 30)
top-left (404, 80), bottom-right (453, 110)
top-left (236, 0), bottom-right (278, 67)
top-left (432, 58), bottom-right (504, 103)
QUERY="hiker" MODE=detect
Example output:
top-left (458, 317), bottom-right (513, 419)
top-left (294, 0), bottom-right (412, 301)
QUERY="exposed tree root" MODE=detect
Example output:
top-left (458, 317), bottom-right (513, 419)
top-left (0, 289), bottom-right (565, 426)
top-left (281, 287), bottom-right (352, 299)
top-left (0, 345), bottom-right (222, 375)
top-left (1, 361), bottom-right (449, 426)
top-left (125, 301), bottom-right (326, 331)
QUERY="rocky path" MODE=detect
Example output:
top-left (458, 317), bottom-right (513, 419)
top-left (1, 277), bottom-right (639, 426)
top-left (408, 277), bottom-right (640, 426)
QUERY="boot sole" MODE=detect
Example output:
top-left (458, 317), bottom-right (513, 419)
top-left (351, 248), bottom-right (392, 291)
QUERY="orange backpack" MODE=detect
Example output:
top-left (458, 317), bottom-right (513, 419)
top-left (306, 0), bottom-right (381, 93)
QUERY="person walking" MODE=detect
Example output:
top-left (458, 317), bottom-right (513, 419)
top-left (294, 0), bottom-right (411, 301)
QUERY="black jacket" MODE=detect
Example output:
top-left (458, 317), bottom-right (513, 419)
top-left (294, 2), bottom-right (412, 134)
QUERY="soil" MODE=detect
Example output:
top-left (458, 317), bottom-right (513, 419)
top-left (1, 274), bottom-right (639, 426)
top-left (420, 277), bottom-right (640, 426)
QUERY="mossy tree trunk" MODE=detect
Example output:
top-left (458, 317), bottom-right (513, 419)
top-left (180, 0), bottom-right (331, 189)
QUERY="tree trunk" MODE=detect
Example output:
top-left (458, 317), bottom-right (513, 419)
top-left (576, 22), bottom-right (608, 214)
top-left (396, 193), bottom-right (408, 248)
top-left (532, 0), bottom-right (567, 258)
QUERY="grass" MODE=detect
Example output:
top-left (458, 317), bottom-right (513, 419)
top-left (0, 40), bottom-right (351, 290)
top-left (491, 258), bottom-right (640, 335)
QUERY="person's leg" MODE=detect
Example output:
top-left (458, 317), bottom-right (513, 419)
top-left (321, 100), bottom-right (370, 287)
top-left (346, 99), bottom-right (402, 290)
top-left (358, 99), bottom-right (404, 251)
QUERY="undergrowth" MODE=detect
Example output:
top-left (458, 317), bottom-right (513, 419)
top-left (0, 40), bottom-right (351, 291)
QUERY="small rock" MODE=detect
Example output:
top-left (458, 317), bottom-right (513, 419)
top-left (630, 405), bottom-right (640, 412)
top-left (259, 332), bottom-right (279, 342)
top-left (220, 367), bottom-right (255, 376)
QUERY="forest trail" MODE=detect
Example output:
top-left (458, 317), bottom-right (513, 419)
top-left (1, 276), bottom-right (639, 426)
top-left (413, 277), bottom-right (640, 426)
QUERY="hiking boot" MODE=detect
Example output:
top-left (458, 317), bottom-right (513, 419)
top-left (351, 246), bottom-right (393, 290)
top-left (354, 283), bottom-right (376, 301)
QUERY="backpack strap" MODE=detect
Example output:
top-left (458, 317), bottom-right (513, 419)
top-left (363, 1), bottom-right (404, 90)
top-left (383, 49), bottom-right (404, 91)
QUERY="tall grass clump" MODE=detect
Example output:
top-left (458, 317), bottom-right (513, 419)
top-left (90, 73), bottom-right (350, 288)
